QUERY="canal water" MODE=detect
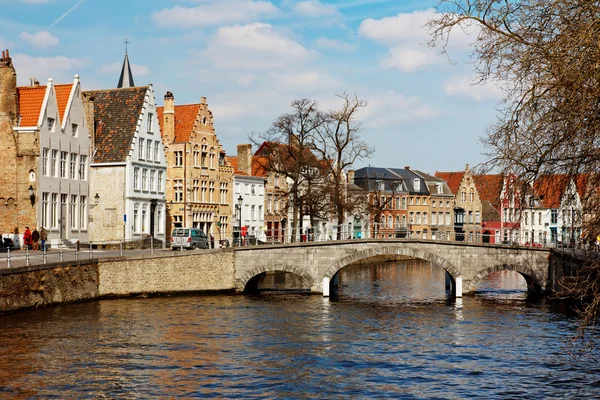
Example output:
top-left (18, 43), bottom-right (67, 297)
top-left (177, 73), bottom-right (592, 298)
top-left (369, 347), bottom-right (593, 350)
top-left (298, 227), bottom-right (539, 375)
top-left (1, 260), bottom-right (599, 399)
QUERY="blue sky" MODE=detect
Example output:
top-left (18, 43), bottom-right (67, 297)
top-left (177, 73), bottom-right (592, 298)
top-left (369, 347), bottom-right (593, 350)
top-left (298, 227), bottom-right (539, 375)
top-left (0, 0), bottom-right (503, 173)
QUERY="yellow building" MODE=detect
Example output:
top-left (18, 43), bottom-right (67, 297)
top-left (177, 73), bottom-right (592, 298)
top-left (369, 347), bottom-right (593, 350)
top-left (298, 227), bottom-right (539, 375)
top-left (157, 92), bottom-right (234, 241)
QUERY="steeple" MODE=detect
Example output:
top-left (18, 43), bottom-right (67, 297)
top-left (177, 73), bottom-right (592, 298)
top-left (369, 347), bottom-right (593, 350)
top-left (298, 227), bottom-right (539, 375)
top-left (117, 38), bottom-right (134, 88)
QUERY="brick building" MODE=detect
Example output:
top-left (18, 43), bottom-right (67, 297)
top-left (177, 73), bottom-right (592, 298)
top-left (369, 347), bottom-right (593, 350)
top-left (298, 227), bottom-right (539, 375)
top-left (157, 92), bottom-right (234, 241)
top-left (0, 49), bottom-right (90, 246)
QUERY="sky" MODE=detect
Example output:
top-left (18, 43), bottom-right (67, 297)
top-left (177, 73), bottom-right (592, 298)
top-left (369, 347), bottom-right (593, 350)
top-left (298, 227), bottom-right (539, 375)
top-left (0, 0), bottom-right (504, 174)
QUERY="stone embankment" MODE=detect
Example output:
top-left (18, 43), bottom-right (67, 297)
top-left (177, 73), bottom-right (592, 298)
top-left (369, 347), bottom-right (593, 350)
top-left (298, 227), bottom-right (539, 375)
top-left (0, 249), bottom-right (235, 312)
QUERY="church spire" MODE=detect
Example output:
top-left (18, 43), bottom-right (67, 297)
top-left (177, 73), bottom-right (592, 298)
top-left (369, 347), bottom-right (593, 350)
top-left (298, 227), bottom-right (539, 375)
top-left (117, 37), bottom-right (134, 88)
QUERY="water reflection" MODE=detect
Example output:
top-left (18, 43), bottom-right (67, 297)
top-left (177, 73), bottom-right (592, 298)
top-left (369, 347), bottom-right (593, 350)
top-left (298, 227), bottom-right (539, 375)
top-left (0, 260), bottom-right (598, 398)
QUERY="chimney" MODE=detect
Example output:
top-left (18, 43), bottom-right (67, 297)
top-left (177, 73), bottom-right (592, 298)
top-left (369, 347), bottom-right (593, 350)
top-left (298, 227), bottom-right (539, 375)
top-left (404, 165), bottom-right (410, 170)
top-left (347, 169), bottom-right (355, 184)
top-left (0, 48), bottom-right (18, 125)
top-left (201, 96), bottom-right (206, 104)
top-left (30, 77), bottom-right (40, 87)
top-left (163, 91), bottom-right (175, 144)
top-left (82, 92), bottom-right (96, 158)
top-left (237, 144), bottom-right (253, 176)
top-left (465, 163), bottom-right (469, 170)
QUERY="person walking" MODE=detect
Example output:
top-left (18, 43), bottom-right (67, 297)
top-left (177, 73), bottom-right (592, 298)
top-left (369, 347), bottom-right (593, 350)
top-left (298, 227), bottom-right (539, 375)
top-left (40, 227), bottom-right (47, 251)
top-left (32, 228), bottom-right (40, 250)
top-left (23, 226), bottom-right (32, 250)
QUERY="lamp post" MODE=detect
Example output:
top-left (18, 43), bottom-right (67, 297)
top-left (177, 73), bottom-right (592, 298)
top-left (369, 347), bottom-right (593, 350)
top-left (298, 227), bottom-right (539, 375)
top-left (236, 195), bottom-right (243, 246)
top-left (28, 185), bottom-right (35, 206)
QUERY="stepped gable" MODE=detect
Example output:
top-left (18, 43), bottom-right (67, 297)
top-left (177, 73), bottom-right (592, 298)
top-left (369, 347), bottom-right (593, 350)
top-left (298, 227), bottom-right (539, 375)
top-left (84, 86), bottom-right (147, 163)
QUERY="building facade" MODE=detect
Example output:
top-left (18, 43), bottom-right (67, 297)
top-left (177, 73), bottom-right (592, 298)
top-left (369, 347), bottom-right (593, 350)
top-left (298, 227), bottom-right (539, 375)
top-left (83, 85), bottom-right (167, 243)
top-left (0, 49), bottom-right (90, 246)
top-left (157, 92), bottom-right (234, 242)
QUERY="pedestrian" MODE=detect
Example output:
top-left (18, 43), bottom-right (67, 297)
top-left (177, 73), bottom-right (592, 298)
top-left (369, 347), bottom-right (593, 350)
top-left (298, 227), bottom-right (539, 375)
top-left (32, 228), bottom-right (40, 250)
top-left (210, 234), bottom-right (215, 249)
top-left (40, 227), bottom-right (47, 251)
top-left (23, 226), bottom-right (32, 250)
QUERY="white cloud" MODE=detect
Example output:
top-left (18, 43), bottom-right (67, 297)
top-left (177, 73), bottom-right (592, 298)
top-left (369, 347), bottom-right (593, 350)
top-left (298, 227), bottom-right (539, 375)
top-left (0, 36), bottom-right (15, 49)
top-left (313, 37), bottom-right (355, 52)
top-left (97, 61), bottom-right (150, 77)
top-left (294, 0), bottom-right (340, 18)
top-left (359, 9), bottom-right (477, 72)
top-left (203, 23), bottom-right (314, 70)
top-left (380, 46), bottom-right (442, 72)
top-left (19, 31), bottom-right (59, 48)
top-left (12, 53), bottom-right (89, 85)
top-left (443, 75), bottom-right (505, 101)
top-left (152, 0), bottom-right (279, 27)
top-left (360, 90), bottom-right (439, 128)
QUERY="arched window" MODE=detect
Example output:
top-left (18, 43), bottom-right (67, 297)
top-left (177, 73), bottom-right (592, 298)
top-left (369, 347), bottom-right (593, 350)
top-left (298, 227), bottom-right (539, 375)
top-left (395, 197), bottom-right (400, 209)
top-left (402, 215), bottom-right (407, 226)
top-left (388, 215), bottom-right (393, 228)
top-left (469, 189), bottom-right (474, 202)
top-left (401, 197), bottom-right (406, 209)
top-left (395, 215), bottom-right (400, 228)
top-left (461, 189), bottom-right (466, 202)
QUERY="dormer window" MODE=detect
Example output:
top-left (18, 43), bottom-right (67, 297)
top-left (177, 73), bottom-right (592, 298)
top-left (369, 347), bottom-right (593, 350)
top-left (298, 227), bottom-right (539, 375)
top-left (436, 184), bottom-right (443, 194)
top-left (413, 178), bottom-right (420, 191)
top-left (377, 180), bottom-right (384, 191)
top-left (48, 117), bottom-right (55, 132)
top-left (396, 181), bottom-right (403, 192)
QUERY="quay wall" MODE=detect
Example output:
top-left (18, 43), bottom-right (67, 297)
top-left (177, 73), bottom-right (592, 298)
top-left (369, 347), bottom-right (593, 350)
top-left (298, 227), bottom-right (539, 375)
top-left (0, 250), bottom-right (236, 312)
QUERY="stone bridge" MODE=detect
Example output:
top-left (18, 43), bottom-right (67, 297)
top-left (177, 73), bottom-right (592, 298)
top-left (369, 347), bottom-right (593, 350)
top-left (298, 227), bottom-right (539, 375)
top-left (234, 239), bottom-right (553, 297)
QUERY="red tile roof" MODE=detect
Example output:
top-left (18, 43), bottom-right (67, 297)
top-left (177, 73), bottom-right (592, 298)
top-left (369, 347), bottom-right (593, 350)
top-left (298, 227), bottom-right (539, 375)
top-left (229, 155), bottom-right (269, 177)
top-left (54, 84), bottom-right (73, 123)
top-left (473, 174), bottom-right (504, 210)
top-left (16, 86), bottom-right (46, 126)
top-left (157, 104), bottom-right (202, 143)
top-left (83, 87), bottom-right (148, 163)
top-left (434, 171), bottom-right (464, 194)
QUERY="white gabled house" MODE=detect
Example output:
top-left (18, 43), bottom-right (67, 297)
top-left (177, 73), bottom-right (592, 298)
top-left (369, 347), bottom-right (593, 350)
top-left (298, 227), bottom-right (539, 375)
top-left (83, 84), bottom-right (167, 244)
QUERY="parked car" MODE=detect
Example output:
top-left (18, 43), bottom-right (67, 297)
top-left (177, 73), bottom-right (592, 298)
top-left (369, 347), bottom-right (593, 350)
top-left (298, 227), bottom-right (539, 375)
top-left (171, 228), bottom-right (209, 250)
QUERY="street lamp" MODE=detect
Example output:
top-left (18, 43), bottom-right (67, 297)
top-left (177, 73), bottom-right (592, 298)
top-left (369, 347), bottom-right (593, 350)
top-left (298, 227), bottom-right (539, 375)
top-left (28, 185), bottom-right (35, 206)
top-left (236, 195), bottom-right (243, 246)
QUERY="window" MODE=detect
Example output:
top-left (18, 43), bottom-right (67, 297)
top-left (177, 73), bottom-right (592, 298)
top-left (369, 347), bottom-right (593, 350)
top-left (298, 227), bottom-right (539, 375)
top-left (432, 201), bottom-right (436, 208)
top-left (251, 205), bottom-right (256, 220)
top-left (423, 213), bottom-right (428, 224)
top-left (468, 211), bottom-right (473, 223)
top-left (51, 193), bottom-right (58, 228)
top-left (388, 215), bottom-right (393, 228)
top-left (51, 150), bottom-right (58, 177)
top-left (146, 140), bottom-right (152, 160)
top-left (142, 169), bottom-right (148, 190)
top-left (267, 195), bottom-right (272, 213)
top-left (446, 201), bottom-right (450, 208)
top-left (80, 196), bottom-right (87, 229)
top-left (42, 193), bottom-right (49, 227)
top-left (395, 197), bottom-right (400, 209)
top-left (422, 197), bottom-right (427, 205)
top-left (469, 189), bottom-right (474, 202)
top-left (133, 205), bottom-right (139, 233)
top-left (409, 212), bottom-right (414, 224)
top-left (251, 185), bottom-right (256, 195)
top-left (475, 211), bottom-right (481, 223)
top-left (402, 215), bottom-right (407, 226)
top-left (274, 175), bottom-right (280, 187)
top-left (413, 179), bottom-right (420, 191)
top-left (377, 180), bottom-right (384, 191)
top-left (461, 190), bottom-right (466, 202)
top-left (437, 184), bottom-right (443, 194)
top-left (258, 205), bottom-right (263, 221)
top-left (416, 197), bottom-right (420, 205)
top-left (70, 153), bottom-right (77, 179)
top-left (48, 117), bottom-right (55, 132)
top-left (72, 123), bottom-right (78, 137)
top-left (142, 205), bottom-right (147, 233)
top-left (551, 209), bottom-right (558, 224)
top-left (154, 142), bottom-right (160, 162)
top-left (150, 170), bottom-right (156, 191)
top-left (79, 155), bottom-right (87, 180)
top-left (446, 212), bottom-right (451, 225)
top-left (201, 181), bottom-right (207, 202)
top-left (174, 180), bottom-right (183, 201)
top-left (147, 113), bottom-right (153, 133)
top-left (274, 195), bottom-right (279, 212)
top-left (139, 138), bottom-right (144, 159)
top-left (416, 212), bottom-right (421, 224)
top-left (60, 151), bottom-right (67, 178)
top-left (538, 212), bottom-right (542, 225)
top-left (133, 168), bottom-right (140, 190)
top-left (401, 197), bottom-right (406, 209)
top-left (220, 183), bottom-right (228, 204)
top-left (158, 171), bottom-right (164, 192)
top-left (432, 212), bottom-right (437, 225)
top-left (409, 197), bottom-right (413, 205)
top-left (70, 195), bottom-right (77, 229)
top-left (40, 148), bottom-right (48, 176)
top-left (175, 151), bottom-right (183, 166)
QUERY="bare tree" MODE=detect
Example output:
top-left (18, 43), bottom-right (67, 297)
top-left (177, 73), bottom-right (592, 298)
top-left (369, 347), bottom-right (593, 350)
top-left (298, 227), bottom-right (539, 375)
top-left (312, 93), bottom-right (375, 239)
top-left (429, 0), bottom-right (600, 330)
top-left (252, 99), bottom-right (326, 242)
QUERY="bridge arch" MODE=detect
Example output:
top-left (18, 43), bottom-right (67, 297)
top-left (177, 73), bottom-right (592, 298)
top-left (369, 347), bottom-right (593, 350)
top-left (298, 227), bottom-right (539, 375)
top-left (237, 265), bottom-right (315, 293)
top-left (469, 264), bottom-right (545, 295)
top-left (323, 245), bottom-right (461, 281)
